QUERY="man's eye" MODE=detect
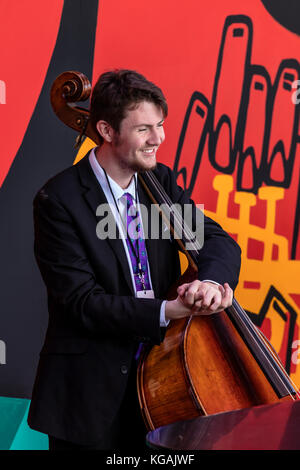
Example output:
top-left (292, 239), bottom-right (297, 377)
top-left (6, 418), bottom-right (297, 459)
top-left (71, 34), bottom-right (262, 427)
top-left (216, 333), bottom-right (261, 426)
top-left (138, 128), bottom-right (147, 132)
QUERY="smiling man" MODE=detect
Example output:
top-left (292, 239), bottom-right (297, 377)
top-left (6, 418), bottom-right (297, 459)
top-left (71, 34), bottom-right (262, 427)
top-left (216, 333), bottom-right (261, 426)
top-left (95, 100), bottom-right (165, 186)
top-left (28, 69), bottom-right (241, 450)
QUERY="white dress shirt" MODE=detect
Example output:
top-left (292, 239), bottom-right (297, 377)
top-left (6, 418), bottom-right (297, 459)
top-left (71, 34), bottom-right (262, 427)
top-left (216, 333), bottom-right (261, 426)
top-left (89, 148), bottom-right (168, 326)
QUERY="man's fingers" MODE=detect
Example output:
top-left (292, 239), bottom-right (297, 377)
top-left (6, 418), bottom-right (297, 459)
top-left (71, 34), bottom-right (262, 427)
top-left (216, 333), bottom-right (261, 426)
top-left (177, 280), bottom-right (202, 306)
top-left (222, 282), bottom-right (233, 306)
top-left (205, 283), bottom-right (233, 312)
top-left (191, 282), bottom-right (233, 315)
top-left (177, 283), bottom-right (189, 297)
top-left (177, 281), bottom-right (233, 315)
top-left (218, 284), bottom-right (225, 295)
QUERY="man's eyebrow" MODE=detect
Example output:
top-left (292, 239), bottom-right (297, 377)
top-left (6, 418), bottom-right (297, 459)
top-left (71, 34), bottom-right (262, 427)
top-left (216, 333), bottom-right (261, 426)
top-left (133, 119), bottom-right (165, 128)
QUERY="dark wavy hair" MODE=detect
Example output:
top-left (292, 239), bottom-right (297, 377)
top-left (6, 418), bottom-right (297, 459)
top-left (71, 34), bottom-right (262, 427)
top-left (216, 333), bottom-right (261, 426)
top-left (90, 69), bottom-right (168, 144)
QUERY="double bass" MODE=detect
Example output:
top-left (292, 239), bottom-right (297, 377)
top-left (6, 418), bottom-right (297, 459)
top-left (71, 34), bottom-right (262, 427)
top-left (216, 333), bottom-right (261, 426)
top-left (50, 70), bottom-right (300, 432)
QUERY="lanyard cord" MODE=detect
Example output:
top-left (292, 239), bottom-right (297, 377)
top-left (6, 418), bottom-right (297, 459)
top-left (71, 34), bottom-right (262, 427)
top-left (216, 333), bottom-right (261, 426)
top-left (102, 168), bottom-right (144, 275)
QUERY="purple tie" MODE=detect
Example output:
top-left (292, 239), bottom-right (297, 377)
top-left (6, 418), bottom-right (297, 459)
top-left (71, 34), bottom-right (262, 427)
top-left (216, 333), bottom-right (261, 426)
top-left (123, 192), bottom-right (151, 292)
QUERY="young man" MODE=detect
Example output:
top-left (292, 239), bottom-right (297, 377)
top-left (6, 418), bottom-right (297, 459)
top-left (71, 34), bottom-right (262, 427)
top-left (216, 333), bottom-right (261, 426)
top-left (28, 69), bottom-right (241, 450)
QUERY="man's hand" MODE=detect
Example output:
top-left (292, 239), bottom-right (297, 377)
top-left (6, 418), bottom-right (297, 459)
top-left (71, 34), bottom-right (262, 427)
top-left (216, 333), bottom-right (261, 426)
top-left (165, 280), bottom-right (233, 321)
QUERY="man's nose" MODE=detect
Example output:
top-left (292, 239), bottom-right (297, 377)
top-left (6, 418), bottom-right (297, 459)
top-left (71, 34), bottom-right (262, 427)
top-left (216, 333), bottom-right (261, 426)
top-left (147, 127), bottom-right (165, 145)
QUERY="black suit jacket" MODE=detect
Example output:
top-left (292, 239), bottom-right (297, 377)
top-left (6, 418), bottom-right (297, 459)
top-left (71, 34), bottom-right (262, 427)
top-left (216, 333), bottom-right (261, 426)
top-left (27, 153), bottom-right (241, 444)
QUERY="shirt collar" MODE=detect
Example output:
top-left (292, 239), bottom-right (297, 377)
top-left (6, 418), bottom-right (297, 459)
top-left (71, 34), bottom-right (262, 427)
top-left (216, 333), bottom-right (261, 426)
top-left (89, 147), bottom-right (137, 201)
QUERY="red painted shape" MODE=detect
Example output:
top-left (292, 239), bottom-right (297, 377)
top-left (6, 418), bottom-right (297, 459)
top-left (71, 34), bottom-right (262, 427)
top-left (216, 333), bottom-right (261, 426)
top-left (91, 0), bottom-right (300, 258)
top-left (243, 281), bottom-right (261, 289)
top-left (0, 0), bottom-right (63, 186)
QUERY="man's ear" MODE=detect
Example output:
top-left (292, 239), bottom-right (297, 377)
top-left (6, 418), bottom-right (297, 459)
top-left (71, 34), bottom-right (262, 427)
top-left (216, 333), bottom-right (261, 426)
top-left (96, 120), bottom-right (114, 143)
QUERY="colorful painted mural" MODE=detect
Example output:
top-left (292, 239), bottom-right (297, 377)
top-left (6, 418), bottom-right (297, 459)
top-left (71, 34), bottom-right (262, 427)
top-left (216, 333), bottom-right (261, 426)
top-left (0, 0), bottom-right (299, 403)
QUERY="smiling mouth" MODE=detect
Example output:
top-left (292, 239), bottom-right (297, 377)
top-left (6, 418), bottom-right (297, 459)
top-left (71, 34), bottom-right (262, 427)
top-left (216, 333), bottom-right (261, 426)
top-left (141, 148), bottom-right (157, 154)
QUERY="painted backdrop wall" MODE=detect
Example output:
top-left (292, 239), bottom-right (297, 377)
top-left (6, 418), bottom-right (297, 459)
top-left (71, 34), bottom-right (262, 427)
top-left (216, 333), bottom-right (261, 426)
top-left (0, 0), bottom-right (300, 398)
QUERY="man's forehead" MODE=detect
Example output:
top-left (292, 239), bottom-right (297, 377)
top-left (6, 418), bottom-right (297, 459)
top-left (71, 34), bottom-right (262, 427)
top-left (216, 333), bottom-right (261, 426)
top-left (122, 101), bottom-right (164, 126)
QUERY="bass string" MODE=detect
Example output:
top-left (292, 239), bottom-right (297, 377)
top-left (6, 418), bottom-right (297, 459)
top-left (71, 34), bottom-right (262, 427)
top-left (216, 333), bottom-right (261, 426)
top-left (230, 299), bottom-right (300, 399)
top-left (144, 170), bottom-right (300, 398)
top-left (145, 171), bottom-right (200, 253)
top-left (144, 171), bottom-right (190, 241)
top-left (231, 300), bottom-right (293, 388)
top-left (257, 330), bottom-right (300, 399)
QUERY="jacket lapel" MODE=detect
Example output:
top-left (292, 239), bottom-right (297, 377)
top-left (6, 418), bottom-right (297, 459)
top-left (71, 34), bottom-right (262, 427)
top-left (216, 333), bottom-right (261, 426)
top-left (137, 178), bottom-right (161, 297)
top-left (76, 154), bottom-right (134, 295)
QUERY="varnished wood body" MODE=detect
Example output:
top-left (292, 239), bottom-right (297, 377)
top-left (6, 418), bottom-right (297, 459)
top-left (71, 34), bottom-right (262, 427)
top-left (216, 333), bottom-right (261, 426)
top-left (137, 261), bottom-right (295, 431)
top-left (138, 309), bottom-right (288, 431)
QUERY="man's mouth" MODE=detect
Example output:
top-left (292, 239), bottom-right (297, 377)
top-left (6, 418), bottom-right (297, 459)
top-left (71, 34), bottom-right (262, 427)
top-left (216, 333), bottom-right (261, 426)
top-left (141, 147), bottom-right (156, 154)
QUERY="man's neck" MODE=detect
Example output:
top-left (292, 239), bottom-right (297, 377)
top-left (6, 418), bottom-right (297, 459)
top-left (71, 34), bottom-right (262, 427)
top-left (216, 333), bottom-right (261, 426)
top-left (95, 145), bottom-right (133, 189)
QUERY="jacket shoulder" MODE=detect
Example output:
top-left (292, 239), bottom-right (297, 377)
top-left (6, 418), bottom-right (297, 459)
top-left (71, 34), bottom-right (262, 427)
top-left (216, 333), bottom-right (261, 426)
top-left (33, 155), bottom-right (90, 204)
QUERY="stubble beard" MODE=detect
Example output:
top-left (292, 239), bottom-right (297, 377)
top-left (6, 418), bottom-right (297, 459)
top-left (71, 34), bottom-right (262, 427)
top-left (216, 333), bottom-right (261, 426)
top-left (116, 146), bottom-right (157, 173)
top-left (113, 135), bottom-right (158, 174)
top-left (117, 158), bottom-right (157, 175)
top-left (125, 158), bottom-right (157, 174)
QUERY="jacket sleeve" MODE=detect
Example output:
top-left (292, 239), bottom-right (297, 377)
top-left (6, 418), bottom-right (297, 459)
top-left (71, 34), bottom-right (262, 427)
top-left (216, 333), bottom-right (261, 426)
top-left (154, 164), bottom-right (242, 290)
top-left (33, 189), bottom-right (164, 344)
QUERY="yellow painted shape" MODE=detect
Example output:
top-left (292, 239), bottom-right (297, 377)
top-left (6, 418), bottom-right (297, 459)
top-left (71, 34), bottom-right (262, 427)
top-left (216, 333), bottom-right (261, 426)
top-left (203, 174), bottom-right (300, 387)
top-left (179, 251), bottom-right (189, 274)
top-left (73, 137), bottom-right (97, 164)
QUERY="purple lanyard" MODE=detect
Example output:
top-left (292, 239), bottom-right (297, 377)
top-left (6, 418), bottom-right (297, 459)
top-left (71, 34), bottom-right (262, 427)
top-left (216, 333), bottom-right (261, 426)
top-left (103, 169), bottom-right (150, 292)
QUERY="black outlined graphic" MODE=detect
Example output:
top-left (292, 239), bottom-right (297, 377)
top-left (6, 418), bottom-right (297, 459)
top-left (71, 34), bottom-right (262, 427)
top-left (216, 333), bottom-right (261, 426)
top-left (247, 286), bottom-right (298, 374)
top-left (173, 15), bottom-right (300, 259)
top-left (174, 15), bottom-right (300, 378)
